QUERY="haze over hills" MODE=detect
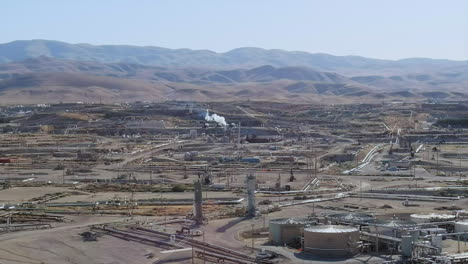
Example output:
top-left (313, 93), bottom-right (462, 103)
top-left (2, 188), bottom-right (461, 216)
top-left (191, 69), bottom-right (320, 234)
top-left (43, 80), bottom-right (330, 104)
top-left (1, 40), bottom-right (467, 75)
top-left (0, 40), bottom-right (467, 104)
top-left (0, 57), bottom-right (353, 84)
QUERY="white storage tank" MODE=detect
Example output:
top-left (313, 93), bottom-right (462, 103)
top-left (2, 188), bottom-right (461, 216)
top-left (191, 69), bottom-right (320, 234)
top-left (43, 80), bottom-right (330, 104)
top-left (410, 213), bottom-right (455, 224)
top-left (368, 219), bottom-right (416, 237)
top-left (454, 220), bottom-right (468, 239)
top-left (328, 213), bottom-right (375, 224)
top-left (303, 225), bottom-right (360, 257)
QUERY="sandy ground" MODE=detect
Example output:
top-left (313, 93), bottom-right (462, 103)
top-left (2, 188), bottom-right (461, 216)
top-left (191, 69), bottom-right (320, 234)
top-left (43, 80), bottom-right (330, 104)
top-left (52, 190), bottom-right (241, 203)
top-left (0, 186), bottom-right (72, 203)
top-left (442, 238), bottom-right (468, 254)
top-left (0, 187), bottom-right (241, 204)
top-left (0, 215), bottom-right (157, 264)
top-left (0, 230), bottom-right (161, 264)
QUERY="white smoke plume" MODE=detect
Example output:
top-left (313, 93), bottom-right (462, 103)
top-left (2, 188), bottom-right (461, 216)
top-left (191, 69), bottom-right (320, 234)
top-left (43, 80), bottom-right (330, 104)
top-left (205, 109), bottom-right (227, 127)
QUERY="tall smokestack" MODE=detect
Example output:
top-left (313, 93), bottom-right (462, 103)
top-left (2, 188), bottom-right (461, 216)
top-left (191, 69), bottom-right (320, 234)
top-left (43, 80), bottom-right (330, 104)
top-left (193, 179), bottom-right (203, 225)
top-left (246, 173), bottom-right (256, 217)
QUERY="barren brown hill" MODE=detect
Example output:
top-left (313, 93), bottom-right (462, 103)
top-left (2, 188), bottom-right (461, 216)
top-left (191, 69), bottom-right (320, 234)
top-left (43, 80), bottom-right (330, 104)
top-left (1, 71), bottom-right (465, 105)
top-left (0, 72), bottom-right (169, 104)
top-left (0, 57), bottom-right (353, 84)
top-left (0, 71), bottom-right (375, 104)
top-left (0, 57), bottom-right (466, 104)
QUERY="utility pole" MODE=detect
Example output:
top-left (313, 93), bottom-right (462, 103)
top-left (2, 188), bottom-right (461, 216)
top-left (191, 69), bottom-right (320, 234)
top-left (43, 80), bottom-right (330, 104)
top-left (130, 188), bottom-right (135, 216)
top-left (6, 213), bottom-right (11, 233)
top-left (436, 144), bottom-right (440, 175)
top-left (160, 176), bottom-right (167, 231)
top-left (238, 122), bottom-right (241, 146)
top-left (459, 151), bottom-right (462, 181)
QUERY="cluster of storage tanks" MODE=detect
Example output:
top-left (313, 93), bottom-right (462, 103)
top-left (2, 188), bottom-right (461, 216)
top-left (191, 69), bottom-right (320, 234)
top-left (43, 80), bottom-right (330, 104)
top-left (269, 217), bottom-right (361, 258)
top-left (269, 218), bottom-right (316, 246)
top-left (269, 213), bottom-right (467, 259)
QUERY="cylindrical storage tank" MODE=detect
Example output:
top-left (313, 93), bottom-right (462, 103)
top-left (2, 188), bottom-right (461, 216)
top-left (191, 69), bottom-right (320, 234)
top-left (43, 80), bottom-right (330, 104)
top-left (368, 220), bottom-right (416, 237)
top-left (454, 220), bottom-right (468, 239)
top-left (269, 218), bottom-right (315, 246)
top-left (410, 213), bottom-right (455, 224)
top-left (401, 236), bottom-right (413, 257)
top-left (328, 213), bottom-right (375, 225)
top-left (431, 234), bottom-right (442, 249)
top-left (303, 225), bottom-right (360, 257)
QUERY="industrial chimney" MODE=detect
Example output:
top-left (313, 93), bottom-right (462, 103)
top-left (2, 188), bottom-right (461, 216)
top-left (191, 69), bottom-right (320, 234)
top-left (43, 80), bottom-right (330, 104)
top-left (246, 174), bottom-right (257, 217)
top-left (193, 179), bottom-right (203, 225)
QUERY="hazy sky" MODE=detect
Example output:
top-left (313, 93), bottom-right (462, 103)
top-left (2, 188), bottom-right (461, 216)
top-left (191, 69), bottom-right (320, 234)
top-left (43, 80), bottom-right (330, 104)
top-left (3, 0), bottom-right (468, 60)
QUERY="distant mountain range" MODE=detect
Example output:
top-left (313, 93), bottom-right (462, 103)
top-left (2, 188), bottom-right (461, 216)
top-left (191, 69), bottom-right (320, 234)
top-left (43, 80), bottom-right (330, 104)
top-left (0, 40), bottom-right (467, 104)
top-left (1, 40), bottom-right (467, 75)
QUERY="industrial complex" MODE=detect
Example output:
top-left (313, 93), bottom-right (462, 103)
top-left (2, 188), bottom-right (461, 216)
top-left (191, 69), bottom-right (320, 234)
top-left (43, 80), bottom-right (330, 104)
top-left (0, 100), bottom-right (467, 263)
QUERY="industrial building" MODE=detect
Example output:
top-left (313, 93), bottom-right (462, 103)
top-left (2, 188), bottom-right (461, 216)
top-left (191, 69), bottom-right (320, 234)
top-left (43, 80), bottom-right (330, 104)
top-left (1, 101), bottom-right (468, 264)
